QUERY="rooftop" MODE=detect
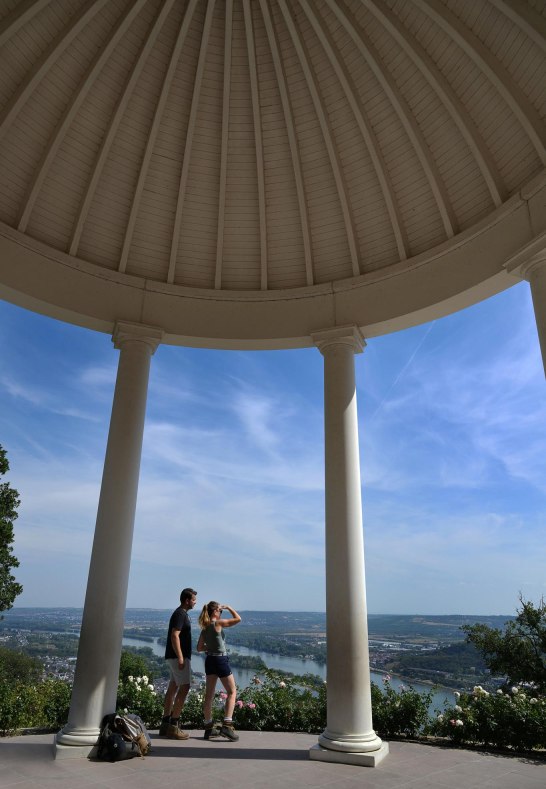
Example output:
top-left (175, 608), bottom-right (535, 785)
top-left (2, 730), bottom-right (545, 789)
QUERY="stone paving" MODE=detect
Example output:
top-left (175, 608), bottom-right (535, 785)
top-left (1, 730), bottom-right (545, 789)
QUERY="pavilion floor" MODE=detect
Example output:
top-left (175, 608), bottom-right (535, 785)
top-left (1, 729), bottom-right (544, 789)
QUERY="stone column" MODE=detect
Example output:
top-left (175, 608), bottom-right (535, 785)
top-left (55, 322), bottom-right (163, 758)
top-left (309, 326), bottom-right (388, 768)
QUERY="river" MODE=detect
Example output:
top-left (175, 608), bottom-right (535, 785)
top-left (122, 635), bottom-right (454, 712)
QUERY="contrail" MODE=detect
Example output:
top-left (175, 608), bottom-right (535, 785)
top-left (369, 321), bottom-right (436, 424)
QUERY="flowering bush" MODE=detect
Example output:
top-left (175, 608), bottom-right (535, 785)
top-left (431, 685), bottom-right (546, 751)
top-left (371, 677), bottom-right (433, 738)
top-left (178, 684), bottom-right (263, 729)
top-left (237, 671), bottom-right (326, 733)
top-left (116, 674), bottom-right (163, 728)
top-left (179, 671), bottom-right (326, 733)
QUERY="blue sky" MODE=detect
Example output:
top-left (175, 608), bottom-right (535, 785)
top-left (0, 282), bottom-right (544, 616)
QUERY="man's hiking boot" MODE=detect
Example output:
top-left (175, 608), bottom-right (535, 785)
top-left (159, 718), bottom-right (170, 737)
top-left (220, 723), bottom-right (239, 741)
top-left (166, 723), bottom-right (189, 740)
top-left (204, 722), bottom-right (221, 740)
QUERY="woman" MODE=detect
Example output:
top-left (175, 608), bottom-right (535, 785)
top-left (197, 601), bottom-right (241, 741)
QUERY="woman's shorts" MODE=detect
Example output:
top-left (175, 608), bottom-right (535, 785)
top-left (205, 654), bottom-right (232, 678)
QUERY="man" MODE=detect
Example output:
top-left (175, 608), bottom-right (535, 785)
top-left (159, 587), bottom-right (197, 739)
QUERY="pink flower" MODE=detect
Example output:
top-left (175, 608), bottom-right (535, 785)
top-left (248, 703), bottom-right (256, 710)
top-left (383, 674), bottom-right (391, 683)
top-left (235, 700), bottom-right (244, 708)
top-left (219, 692), bottom-right (227, 700)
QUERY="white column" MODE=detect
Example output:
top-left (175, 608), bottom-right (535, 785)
top-left (309, 326), bottom-right (388, 768)
top-left (523, 256), bottom-right (546, 377)
top-left (55, 322), bottom-right (163, 758)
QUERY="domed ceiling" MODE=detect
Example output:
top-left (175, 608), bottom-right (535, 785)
top-left (0, 0), bottom-right (545, 348)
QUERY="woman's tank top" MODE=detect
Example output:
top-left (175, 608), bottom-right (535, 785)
top-left (203, 623), bottom-right (226, 654)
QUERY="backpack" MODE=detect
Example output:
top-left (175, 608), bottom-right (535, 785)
top-left (97, 712), bottom-right (151, 760)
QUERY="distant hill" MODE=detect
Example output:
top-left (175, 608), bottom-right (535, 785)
top-left (1, 608), bottom-right (513, 642)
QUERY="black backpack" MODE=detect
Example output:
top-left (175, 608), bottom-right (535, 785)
top-left (97, 712), bottom-right (151, 760)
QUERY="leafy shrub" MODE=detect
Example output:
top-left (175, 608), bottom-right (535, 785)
top-left (0, 678), bottom-right (71, 735)
top-left (237, 671), bottom-right (326, 733)
top-left (431, 685), bottom-right (546, 751)
top-left (371, 676), bottom-right (433, 738)
top-left (180, 671), bottom-right (326, 734)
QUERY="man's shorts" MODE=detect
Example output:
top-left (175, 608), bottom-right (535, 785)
top-left (166, 657), bottom-right (191, 686)
top-left (205, 654), bottom-right (232, 678)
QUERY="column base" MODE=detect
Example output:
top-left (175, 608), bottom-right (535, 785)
top-left (54, 727), bottom-right (100, 759)
top-left (318, 728), bottom-right (384, 753)
top-left (309, 741), bottom-right (389, 768)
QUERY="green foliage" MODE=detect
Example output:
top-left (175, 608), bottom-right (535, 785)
top-left (0, 445), bottom-right (22, 615)
top-left (0, 646), bottom-right (42, 684)
top-left (118, 650), bottom-right (153, 683)
top-left (116, 674), bottom-right (163, 729)
top-left (0, 678), bottom-right (71, 735)
top-left (371, 678), bottom-right (433, 738)
top-left (431, 685), bottom-right (546, 751)
top-left (463, 597), bottom-right (546, 692)
top-left (388, 641), bottom-right (486, 678)
top-left (180, 671), bottom-right (327, 734)
top-left (237, 671), bottom-right (326, 733)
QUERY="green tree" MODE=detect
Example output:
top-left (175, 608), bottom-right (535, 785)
top-left (119, 649), bottom-right (153, 682)
top-left (0, 445), bottom-right (22, 615)
top-left (0, 646), bottom-right (42, 683)
top-left (462, 596), bottom-right (546, 691)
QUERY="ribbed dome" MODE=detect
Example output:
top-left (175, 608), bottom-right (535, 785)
top-left (0, 0), bottom-right (545, 347)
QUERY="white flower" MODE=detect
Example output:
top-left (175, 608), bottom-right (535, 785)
top-left (511, 686), bottom-right (519, 694)
top-left (437, 715), bottom-right (444, 722)
top-left (530, 698), bottom-right (538, 704)
top-left (151, 691), bottom-right (157, 696)
top-left (128, 676), bottom-right (134, 682)
top-left (123, 708), bottom-right (128, 713)
top-left (455, 705), bottom-right (462, 713)
top-left (136, 676), bottom-right (142, 684)
top-left (497, 689), bottom-right (503, 695)
top-left (135, 685), bottom-right (141, 692)
top-left (142, 675), bottom-right (148, 683)
top-left (455, 719), bottom-right (463, 727)
top-left (453, 691), bottom-right (460, 698)
top-left (148, 685), bottom-right (154, 691)
top-left (279, 681), bottom-right (286, 688)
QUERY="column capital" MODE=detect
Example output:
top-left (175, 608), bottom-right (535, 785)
top-left (112, 321), bottom-right (164, 354)
top-left (504, 234), bottom-right (546, 281)
top-left (311, 325), bottom-right (366, 356)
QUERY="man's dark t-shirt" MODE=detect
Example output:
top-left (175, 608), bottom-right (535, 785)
top-left (164, 607), bottom-right (192, 660)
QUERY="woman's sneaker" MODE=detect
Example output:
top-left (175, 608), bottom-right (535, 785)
top-left (204, 722), bottom-right (221, 740)
top-left (220, 723), bottom-right (239, 741)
